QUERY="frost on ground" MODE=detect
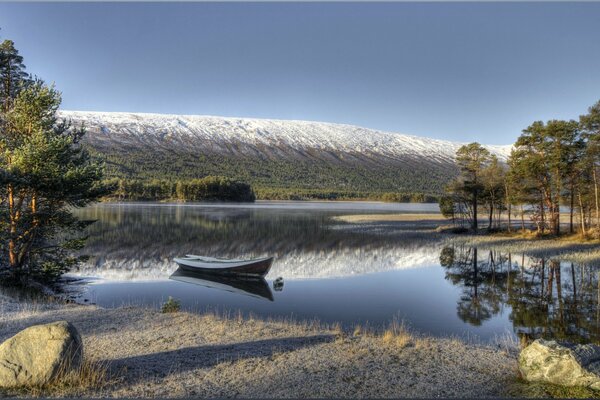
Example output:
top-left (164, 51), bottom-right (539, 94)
top-left (0, 302), bottom-right (518, 398)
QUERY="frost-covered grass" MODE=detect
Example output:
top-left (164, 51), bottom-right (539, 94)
top-left (0, 299), bottom-right (519, 398)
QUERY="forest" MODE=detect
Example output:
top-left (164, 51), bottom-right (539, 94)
top-left (441, 99), bottom-right (600, 237)
top-left (103, 176), bottom-right (255, 202)
top-left (87, 146), bottom-right (454, 202)
top-left (100, 179), bottom-right (438, 203)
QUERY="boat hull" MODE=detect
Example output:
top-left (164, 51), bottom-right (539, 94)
top-left (174, 256), bottom-right (274, 278)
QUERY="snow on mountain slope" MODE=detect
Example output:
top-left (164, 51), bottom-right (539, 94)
top-left (58, 110), bottom-right (512, 163)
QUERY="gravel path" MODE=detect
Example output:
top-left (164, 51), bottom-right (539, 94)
top-left (0, 300), bottom-right (519, 398)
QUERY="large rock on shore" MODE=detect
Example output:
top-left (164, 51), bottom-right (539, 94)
top-left (519, 339), bottom-right (600, 390)
top-left (0, 321), bottom-right (83, 387)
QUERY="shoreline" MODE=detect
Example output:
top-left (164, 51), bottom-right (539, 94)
top-left (0, 297), bottom-right (519, 398)
top-left (334, 213), bottom-right (600, 264)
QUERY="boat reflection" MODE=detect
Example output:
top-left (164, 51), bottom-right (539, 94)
top-left (169, 267), bottom-right (274, 301)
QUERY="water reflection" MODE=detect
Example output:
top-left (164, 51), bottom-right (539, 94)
top-left (73, 203), bottom-right (442, 281)
top-left (68, 203), bottom-right (600, 342)
top-left (169, 268), bottom-right (274, 302)
top-left (440, 245), bottom-right (600, 343)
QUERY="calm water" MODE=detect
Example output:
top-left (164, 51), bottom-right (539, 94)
top-left (70, 201), bottom-right (600, 343)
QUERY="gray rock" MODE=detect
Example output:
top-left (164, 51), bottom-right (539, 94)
top-left (519, 339), bottom-right (600, 390)
top-left (0, 321), bottom-right (83, 387)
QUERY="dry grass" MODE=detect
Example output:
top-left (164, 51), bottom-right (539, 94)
top-left (381, 320), bottom-right (412, 348)
top-left (507, 379), bottom-right (600, 399)
top-left (0, 301), bottom-right (519, 398)
top-left (1, 356), bottom-right (114, 397)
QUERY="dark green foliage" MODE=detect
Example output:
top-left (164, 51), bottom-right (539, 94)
top-left (99, 178), bottom-right (437, 203)
top-left (254, 188), bottom-right (437, 202)
top-left (161, 296), bottom-right (181, 313)
top-left (442, 100), bottom-right (600, 237)
top-left (510, 119), bottom-right (582, 235)
top-left (445, 143), bottom-right (493, 231)
top-left (103, 176), bottom-right (255, 202)
top-left (438, 195), bottom-right (457, 223)
top-left (85, 144), bottom-right (454, 200)
top-left (0, 39), bottom-right (29, 110)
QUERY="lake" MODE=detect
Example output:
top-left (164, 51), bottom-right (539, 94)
top-left (70, 201), bottom-right (600, 344)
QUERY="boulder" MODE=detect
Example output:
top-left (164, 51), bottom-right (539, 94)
top-left (519, 339), bottom-right (600, 390)
top-left (0, 321), bottom-right (83, 387)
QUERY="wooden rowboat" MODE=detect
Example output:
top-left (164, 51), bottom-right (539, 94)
top-left (173, 254), bottom-right (274, 277)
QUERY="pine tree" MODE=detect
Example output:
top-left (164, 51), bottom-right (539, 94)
top-left (454, 143), bottom-right (491, 232)
top-left (512, 120), bottom-right (579, 235)
top-left (0, 39), bottom-right (29, 112)
top-left (580, 101), bottom-right (600, 230)
top-left (0, 39), bottom-right (106, 282)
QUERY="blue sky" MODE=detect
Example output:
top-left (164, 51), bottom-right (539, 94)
top-left (0, 2), bottom-right (599, 145)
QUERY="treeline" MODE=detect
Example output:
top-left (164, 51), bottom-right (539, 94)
top-left (101, 180), bottom-right (438, 203)
top-left (255, 188), bottom-right (438, 202)
top-left (441, 100), bottom-right (600, 237)
top-left (103, 176), bottom-right (255, 202)
top-left (86, 147), bottom-right (452, 197)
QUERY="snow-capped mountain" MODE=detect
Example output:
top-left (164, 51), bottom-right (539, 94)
top-left (59, 110), bottom-right (513, 193)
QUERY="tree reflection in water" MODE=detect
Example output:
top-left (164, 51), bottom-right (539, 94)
top-left (440, 245), bottom-right (600, 343)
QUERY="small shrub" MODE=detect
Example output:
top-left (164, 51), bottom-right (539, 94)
top-left (382, 329), bottom-right (411, 348)
top-left (382, 320), bottom-right (412, 348)
top-left (161, 296), bottom-right (181, 313)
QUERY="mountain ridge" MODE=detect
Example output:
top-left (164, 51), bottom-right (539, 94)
top-left (59, 110), bottom-right (513, 195)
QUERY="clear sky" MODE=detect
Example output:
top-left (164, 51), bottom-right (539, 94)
top-left (0, 2), bottom-right (599, 145)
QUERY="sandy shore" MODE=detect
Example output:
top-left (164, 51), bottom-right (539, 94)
top-left (0, 297), bottom-right (520, 398)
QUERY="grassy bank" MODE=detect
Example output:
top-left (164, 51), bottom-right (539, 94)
top-left (0, 297), bottom-right (520, 398)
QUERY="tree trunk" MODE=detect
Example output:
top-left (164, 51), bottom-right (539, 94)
top-left (7, 184), bottom-right (17, 268)
top-left (570, 184), bottom-right (574, 234)
top-left (507, 202), bottom-right (512, 233)
top-left (594, 168), bottom-right (600, 229)
top-left (488, 203), bottom-right (493, 230)
top-left (17, 194), bottom-right (39, 269)
top-left (554, 199), bottom-right (560, 236)
top-left (540, 196), bottom-right (545, 233)
top-left (579, 189), bottom-right (587, 236)
top-left (473, 247), bottom-right (478, 299)
top-left (520, 204), bottom-right (525, 231)
top-left (472, 191), bottom-right (478, 232)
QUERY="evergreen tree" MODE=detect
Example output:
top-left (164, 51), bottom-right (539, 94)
top-left (480, 155), bottom-right (506, 230)
top-left (0, 39), bottom-right (29, 112)
top-left (0, 39), bottom-right (106, 282)
top-left (512, 120), bottom-right (580, 235)
top-left (453, 143), bottom-right (492, 232)
top-left (580, 100), bottom-right (600, 231)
